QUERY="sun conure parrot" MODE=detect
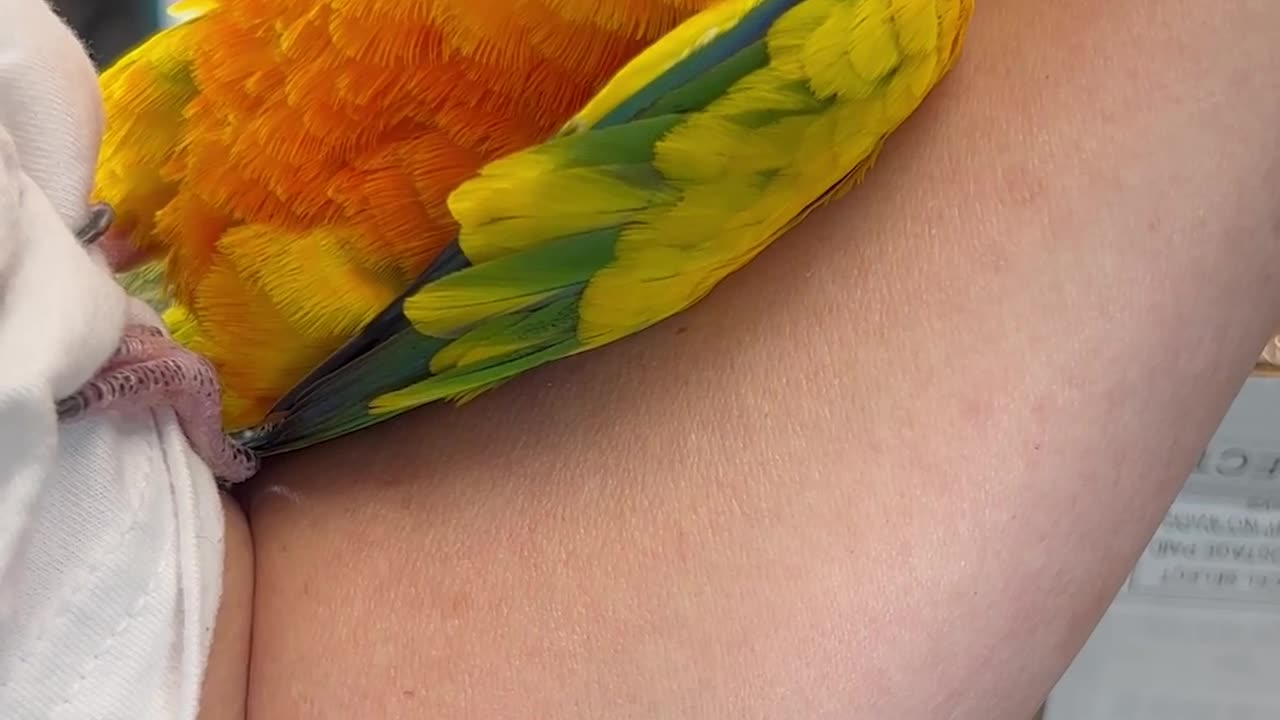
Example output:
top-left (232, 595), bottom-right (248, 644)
top-left (88, 0), bottom-right (720, 428)
top-left (70, 0), bottom-right (974, 483)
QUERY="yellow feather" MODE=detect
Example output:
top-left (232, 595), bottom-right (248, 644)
top-left (215, 225), bottom-right (404, 339)
top-left (450, 164), bottom-right (678, 264)
top-left (574, 0), bottom-right (970, 343)
top-left (371, 0), bottom-right (972, 415)
top-left (94, 20), bottom-right (201, 258)
top-left (167, 0), bottom-right (217, 20)
top-left (559, 0), bottom-right (771, 135)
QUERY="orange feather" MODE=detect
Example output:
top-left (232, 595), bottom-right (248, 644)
top-left (95, 0), bottom-right (715, 428)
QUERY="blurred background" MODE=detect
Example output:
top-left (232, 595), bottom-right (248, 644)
top-left (50, 0), bottom-right (165, 67)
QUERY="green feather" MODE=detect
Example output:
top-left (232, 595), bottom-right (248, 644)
top-left (116, 260), bottom-right (171, 313)
top-left (239, 1), bottom-right (792, 454)
top-left (242, 331), bottom-right (448, 454)
top-left (636, 41), bottom-right (770, 121)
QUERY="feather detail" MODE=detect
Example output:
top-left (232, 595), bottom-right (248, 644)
top-left (96, 0), bottom-right (716, 429)
top-left (246, 0), bottom-right (972, 450)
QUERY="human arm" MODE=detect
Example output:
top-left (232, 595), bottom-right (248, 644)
top-left (242, 1), bottom-right (1280, 717)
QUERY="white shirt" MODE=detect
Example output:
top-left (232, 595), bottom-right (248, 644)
top-left (0, 1), bottom-right (226, 717)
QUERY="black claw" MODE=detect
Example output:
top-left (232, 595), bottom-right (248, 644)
top-left (75, 203), bottom-right (115, 246)
top-left (55, 394), bottom-right (86, 420)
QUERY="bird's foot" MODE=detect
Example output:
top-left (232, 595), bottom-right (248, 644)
top-left (57, 324), bottom-right (259, 485)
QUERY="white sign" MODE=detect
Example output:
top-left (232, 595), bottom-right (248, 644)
top-left (1045, 377), bottom-right (1280, 719)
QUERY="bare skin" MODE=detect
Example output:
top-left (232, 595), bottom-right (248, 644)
top-left (198, 497), bottom-right (252, 720)
top-left (197, 0), bottom-right (1280, 717)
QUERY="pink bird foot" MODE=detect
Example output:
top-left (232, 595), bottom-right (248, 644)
top-left (57, 323), bottom-right (260, 485)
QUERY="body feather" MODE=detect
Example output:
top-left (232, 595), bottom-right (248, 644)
top-left (95, 0), bottom-right (715, 428)
top-left (241, 0), bottom-right (974, 453)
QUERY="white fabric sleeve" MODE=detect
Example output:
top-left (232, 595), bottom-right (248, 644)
top-left (0, 1), bottom-right (230, 718)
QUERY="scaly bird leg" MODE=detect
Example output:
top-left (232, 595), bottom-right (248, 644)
top-left (57, 324), bottom-right (260, 485)
top-left (61, 204), bottom-right (258, 482)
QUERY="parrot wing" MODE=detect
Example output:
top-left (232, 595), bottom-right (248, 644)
top-left (239, 0), bottom-right (972, 454)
